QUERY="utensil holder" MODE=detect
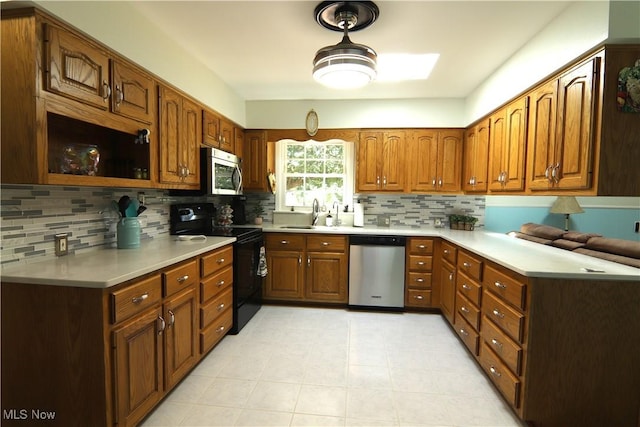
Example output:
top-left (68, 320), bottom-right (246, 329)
top-left (117, 217), bottom-right (141, 249)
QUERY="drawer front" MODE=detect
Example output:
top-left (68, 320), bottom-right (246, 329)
top-left (200, 287), bottom-right (233, 328)
top-left (200, 308), bottom-right (233, 354)
top-left (164, 260), bottom-right (198, 297)
top-left (456, 292), bottom-right (480, 331)
top-left (479, 341), bottom-right (520, 408)
top-left (457, 251), bottom-right (483, 281)
top-left (408, 238), bottom-right (434, 254)
top-left (408, 255), bottom-right (433, 271)
top-left (201, 246), bottom-right (233, 278)
top-left (483, 291), bottom-right (525, 344)
top-left (484, 264), bottom-right (526, 310)
top-left (111, 274), bottom-right (162, 324)
top-left (440, 241), bottom-right (457, 265)
top-left (407, 272), bottom-right (432, 289)
top-left (482, 316), bottom-right (523, 376)
top-left (456, 271), bottom-right (481, 306)
top-left (265, 233), bottom-right (305, 251)
top-left (306, 234), bottom-right (346, 252)
top-left (405, 289), bottom-right (432, 307)
top-left (454, 315), bottom-right (479, 356)
top-left (200, 267), bottom-right (233, 303)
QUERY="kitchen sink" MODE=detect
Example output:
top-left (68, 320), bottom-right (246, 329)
top-left (279, 225), bottom-right (315, 229)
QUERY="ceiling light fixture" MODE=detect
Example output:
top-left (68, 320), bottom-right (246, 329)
top-left (313, 1), bottom-right (379, 90)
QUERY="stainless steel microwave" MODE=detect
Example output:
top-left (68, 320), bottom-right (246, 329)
top-left (205, 147), bottom-right (242, 195)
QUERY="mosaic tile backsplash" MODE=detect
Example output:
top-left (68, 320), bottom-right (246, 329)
top-left (1, 184), bottom-right (484, 266)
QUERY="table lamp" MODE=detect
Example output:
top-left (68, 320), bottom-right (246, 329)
top-left (550, 196), bottom-right (584, 231)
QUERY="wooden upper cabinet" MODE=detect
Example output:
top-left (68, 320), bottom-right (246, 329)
top-left (528, 57), bottom-right (599, 191)
top-left (409, 129), bottom-right (462, 193)
top-left (242, 130), bottom-right (269, 191)
top-left (45, 24), bottom-right (153, 124)
top-left (488, 97), bottom-right (528, 192)
top-left (203, 109), bottom-right (235, 153)
top-left (45, 24), bottom-right (110, 110)
top-left (463, 120), bottom-right (490, 192)
top-left (234, 127), bottom-right (244, 161)
top-left (158, 85), bottom-right (200, 187)
top-left (357, 131), bottom-right (406, 192)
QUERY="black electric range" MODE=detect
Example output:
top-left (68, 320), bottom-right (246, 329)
top-left (170, 203), bottom-right (264, 334)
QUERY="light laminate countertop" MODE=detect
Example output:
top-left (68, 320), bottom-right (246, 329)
top-left (0, 235), bottom-right (235, 288)
top-left (263, 224), bottom-right (640, 281)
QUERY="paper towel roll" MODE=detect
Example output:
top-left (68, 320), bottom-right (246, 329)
top-left (353, 202), bottom-right (364, 227)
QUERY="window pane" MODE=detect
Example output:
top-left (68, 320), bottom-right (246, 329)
top-left (325, 160), bottom-right (343, 174)
top-left (305, 177), bottom-right (323, 191)
top-left (326, 145), bottom-right (343, 158)
top-left (287, 159), bottom-right (304, 174)
top-left (288, 144), bottom-right (304, 159)
top-left (286, 176), bottom-right (304, 191)
top-left (306, 160), bottom-right (324, 174)
top-left (306, 145), bottom-right (325, 159)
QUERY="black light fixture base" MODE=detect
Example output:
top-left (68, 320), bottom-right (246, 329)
top-left (314, 1), bottom-right (379, 32)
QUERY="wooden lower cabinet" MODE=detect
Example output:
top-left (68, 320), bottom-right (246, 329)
top-left (405, 237), bottom-right (436, 308)
top-left (437, 240), bottom-right (457, 323)
top-left (0, 245), bottom-right (234, 427)
top-left (264, 233), bottom-right (348, 303)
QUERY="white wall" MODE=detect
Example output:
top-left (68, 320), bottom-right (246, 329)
top-left (33, 1), bottom-right (247, 126)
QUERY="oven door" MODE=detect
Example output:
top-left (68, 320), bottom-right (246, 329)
top-left (207, 148), bottom-right (243, 195)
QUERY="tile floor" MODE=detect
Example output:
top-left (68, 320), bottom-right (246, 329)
top-left (140, 305), bottom-right (525, 427)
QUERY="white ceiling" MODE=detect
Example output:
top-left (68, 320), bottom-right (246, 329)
top-left (132, 1), bottom-right (572, 102)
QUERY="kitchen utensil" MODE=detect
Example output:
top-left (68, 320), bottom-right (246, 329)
top-left (125, 199), bottom-right (139, 218)
top-left (136, 205), bottom-right (147, 216)
top-left (117, 195), bottom-right (131, 217)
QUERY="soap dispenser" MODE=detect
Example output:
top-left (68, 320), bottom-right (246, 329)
top-left (354, 200), bottom-right (364, 227)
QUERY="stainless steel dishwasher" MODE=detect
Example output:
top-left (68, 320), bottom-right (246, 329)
top-left (348, 235), bottom-right (406, 308)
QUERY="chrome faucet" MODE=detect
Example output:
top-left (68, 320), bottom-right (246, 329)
top-left (312, 198), bottom-right (319, 226)
top-left (333, 201), bottom-right (340, 226)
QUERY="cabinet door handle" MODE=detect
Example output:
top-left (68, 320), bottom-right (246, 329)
top-left (432, 178), bottom-right (437, 186)
top-left (492, 308), bottom-right (505, 319)
top-left (552, 163), bottom-right (560, 183)
top-left (298, 255), bottom-right (302, 265)
top-left (489, 366), bottom-right (502, 377)
top-left (216, 325), bottom-right (225, 334)
top-left (217, 258), bottom-right (225, 264)
top-left (217, 303), bottom-right (225, 311)
top-left (491, 338), bottom-right (503, 349)
top-left (157, 316), bottom-right (166, 335)
top-left (168, 309), bottom-right (175, 327)
top-left (216, 280), bottom-right (225, 287)
top-left (177, 274), bottom-right (189, 283)
top-left (376, 176), bottom-right (380, 186)
top-left (462, 283), bottom-right (471, 290)
top-left (115, 85), bottom-right (124, 105)
top-left (544, 165), bottom-right (552, 181)
top-left (448, 273), bottom-right (454, 281)
top-left (102, 81), bottom-right (111, 100)
top-left (462, 262), bottom-right (471, 268)
top-left (469, 176), bottom-right (476, 185)
top-left (494, 281), bottom-right (507, 290)
top-left (383, 176), bottom-right (387, 186)
top-left (459, 328), bottom-right (469, 337)
top-left (438, 178), bottom-right (443, 187)
top-left (461, 306), bottom-right (470, 314)
top-left (132, 293), bottom-right (148, 304)
top-left (307, 255), bottom-right (311, 267)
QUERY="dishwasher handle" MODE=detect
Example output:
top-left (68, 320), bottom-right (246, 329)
top-left (349, 235), bottom-right (406, 246)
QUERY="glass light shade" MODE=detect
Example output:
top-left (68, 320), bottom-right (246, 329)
top-left (313, 36), bottom-right (377, 89)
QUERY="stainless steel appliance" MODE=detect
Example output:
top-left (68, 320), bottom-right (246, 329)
top-left (170, 203), bottom-right (263, 334)
top-left (205, 147), bottom-right (242, 195)
top-left (348, 235), bottom-right (406, 308)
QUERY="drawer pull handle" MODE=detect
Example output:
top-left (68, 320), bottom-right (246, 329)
top-left (459, 328), bottom-right (469, 336)
top-left (494, 281), bottom-right (507, 290)
top-left (217, 280), bottom-right (225, 287)
top-left (132, 293), bottom-right (149, 304)
top-left (443, 249), bottom-right (450, 255)
top-left (414, 295), bottom-right (424, 300)
top-left (463, 262), bottom-right (471, 268)
top-left (177, 275), bottom-right (189, 283)
top-left (217, 258), bottom-right (225, 264)
top-left (418, 244), bottom-right (426, 249)
top-left (415, 278), bottom-right (425, 283)
top-left (492, 308), bottom-right (505, 319)
top-left (489, 366), bottom-right (502, 377)
top-left (462, 283), bottom-right (471, 290)
top-left (322, 242), bottom-right (330, 246)
top-left (461, 306), bottom-right (470, 314)
top-left (417, 261), bottom-right (426, 266)
top-left (280, 240), bottom-right (289, 245)
top-left (168, 309), bottom-right (175, 327)
top-left (217, 303), bottom-right (225, 311)
top-left (216, 325), bottom-right (225, 333)
top-left (491, 338), bottom-right (503, 349)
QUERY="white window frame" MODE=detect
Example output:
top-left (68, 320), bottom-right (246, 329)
top-left (274, 139), bottom-right (354, 212)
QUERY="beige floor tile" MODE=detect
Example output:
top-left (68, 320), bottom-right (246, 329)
top-left (178, 404), bottom-right (241, 426)
top-left (346, 388), bottom-right (398, 422)
top-left (291, 413), bottom-right (346, 426)
top-left (245, 380), bottom-right (301, 412)
top-left (234, 408), bottom-right (293, 426)
top-left (197, 378), bottom-right (256, 407)
top-left (295, 384), bottom-right (347, 417)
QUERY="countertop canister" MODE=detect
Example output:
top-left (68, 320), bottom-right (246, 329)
top-left (117, 217), bottom-right (141, 249)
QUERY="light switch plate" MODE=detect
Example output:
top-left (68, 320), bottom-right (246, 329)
top-left (55, 234), bottom-right (68, 256)
top-left (377, 214), bottom-right (390, 227)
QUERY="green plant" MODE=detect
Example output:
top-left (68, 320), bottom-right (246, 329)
top-left (252, 201), bottom-right (265, 218)
top-left (463, 215), bottom-right (478, 225)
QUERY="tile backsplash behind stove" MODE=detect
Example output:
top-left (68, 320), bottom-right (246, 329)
top-left (1, 184), bottom-right (484, 266)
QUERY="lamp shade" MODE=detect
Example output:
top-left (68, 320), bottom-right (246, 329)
top-left (313, 35), bottom-right (377, 89)
top-left (550, 196), bottom-right (584, 214)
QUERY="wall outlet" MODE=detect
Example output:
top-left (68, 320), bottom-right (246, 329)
top-left (377, 214), bottom-right (391, 227)
top-left (55, 233), bottom-right (68, 256)
top-left (635, 221), bottom-right (639, 233)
